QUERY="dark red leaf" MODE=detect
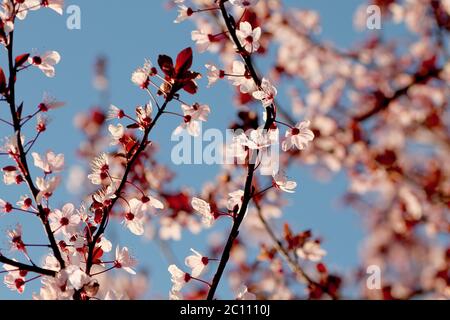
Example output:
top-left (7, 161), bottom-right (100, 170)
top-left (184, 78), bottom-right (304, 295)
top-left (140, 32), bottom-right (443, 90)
top-left (125, 140), bottom-right (137, 153)
top-left (92, 247), bottom-right (104, 264)
top-left (183, 71), bottom-right (200, 82)
top-left (162, 192), bottom-right (192, 213)
top-left (2, 166), bottom-right (17, 172)
top-left (0, 67), bottom-right (6, 93)
top-left (175, 47), bottom-right (193, 76)
top-left (182, 80), bottom-right (197, 94)
top-left (15, 53), bottom-right (30, 68)
top-left (158, 54), bottom-right (174, 78)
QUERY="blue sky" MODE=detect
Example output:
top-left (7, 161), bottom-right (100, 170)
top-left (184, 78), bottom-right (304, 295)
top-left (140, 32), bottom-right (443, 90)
top-left (0, 0), bottom-right (371, 299)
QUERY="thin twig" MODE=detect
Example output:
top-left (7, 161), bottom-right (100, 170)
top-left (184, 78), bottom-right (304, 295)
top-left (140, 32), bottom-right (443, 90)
top-left (85, 87), bottom-right (178, 274)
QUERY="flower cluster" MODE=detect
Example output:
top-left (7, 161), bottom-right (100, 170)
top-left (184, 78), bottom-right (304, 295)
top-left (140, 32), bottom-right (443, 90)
top-left (0, 0), bottom-right (448, 302)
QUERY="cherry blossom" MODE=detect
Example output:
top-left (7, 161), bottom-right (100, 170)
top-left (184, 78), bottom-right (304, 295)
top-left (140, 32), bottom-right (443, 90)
top-left (205, 63), bottom-right (223, 87)
top-left (174, 4), bottom-right (192, 24)
top-left (229, 0), bottom-right (259, 8)
top-left (252, 78), bottom-right (277, 107)
top-left (2, 135), bottom-right (22, 156)
top-left (123, 198), bottom-right (146, 236)
top-left (173, 103), bottom-right (210, 137)
top-left (282, 120), bottom-right (315, 151)
top-left (107, 105), bottom-right (125, 120)
top-left (28, 51), bottom-right (61, 78)
top-left (131, 59), bottom-right (155, 89)
top-left (2, 167), bottom-right (20, 185)
top-left (236, 22), bottom-right (261, 53)
top-left (296, 241), bottom-right (327, 262)
top-left (4, 264), bottom-right (26, 294)
top-left (36, 176), bottom-right (61, 204)
top-left (273, 172), bottom-right (297, 193)
top-left (31, 151), bottom-right (64, 174)
top-left (14, 0), bottom-right (39, 20)
top-left (40, 0), bottom-right (65, 15)
top-left (185, 248), bottom-right (209, 277)
top-left (108, 124), bottom-right (125, 145)
top-left (191, 29), bottom-right (214, 53)
top-left (49, 203), bottom-right (81, 236)
top-left (228, 61), bottom-right (256, 94)
top-left (0, 198), bottom-right (12, 213)
top-left (168, 264), bottom-right (190, 292)
top-left (227, 190), bottom-right (244, 211)
top-left (135, 103), bottom-right (153, 128)
top-left (114, 246), bottom-right (137, 275)
top-left (0, 3), bottom-right (14, 35)
top-left (98, 236), bottom-right (113, 253)
top-left (236, 128), bottom-right (272, 150)
top-left (66, 266), bottom-right (91, 290)
top-left (191, 197), bottom-right (215, 227)
top-left (87, 153), bottom-right (110, 185)
top-left (7, 224), bottom-right (25, 252)
top-left (93, 185), bottom-right (117, 206)
top-left (16, 195), bottom-right (32, 210)
top-left (38, 93), bottom-right (65, 112)
top-left (140, 194), bottom-right (164, 211)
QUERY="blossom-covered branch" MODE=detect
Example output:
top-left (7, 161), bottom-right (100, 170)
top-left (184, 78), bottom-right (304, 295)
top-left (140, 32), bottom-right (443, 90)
top-left (205, 1), bottom-right (277, 300)
top-left (3, 4), bottom-right (65, 270)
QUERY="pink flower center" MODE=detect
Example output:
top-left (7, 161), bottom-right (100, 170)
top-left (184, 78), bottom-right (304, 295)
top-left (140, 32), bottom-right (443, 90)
top-left (125, 212), bottom-right (135, 221)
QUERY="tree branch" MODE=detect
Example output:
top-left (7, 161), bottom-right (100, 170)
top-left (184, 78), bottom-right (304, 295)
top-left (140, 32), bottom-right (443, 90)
top-left (354, 66), bottom-right (442, 122)
top-left (255, 205), bottom-right (338, 299)
top-left (0, 254), bottom-right (56, 277)
top-left (85, 87), bottom-right (177, 275)
top-left (6, 29), bottom-right (65, 269)
top-left (206, 0), bottom-right (276, 300)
